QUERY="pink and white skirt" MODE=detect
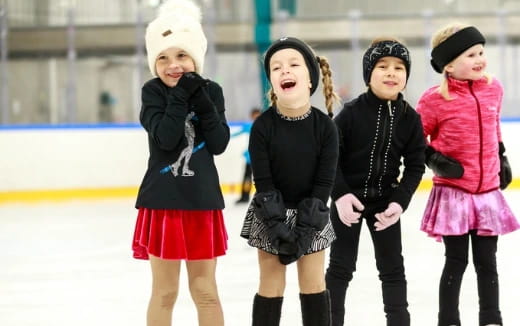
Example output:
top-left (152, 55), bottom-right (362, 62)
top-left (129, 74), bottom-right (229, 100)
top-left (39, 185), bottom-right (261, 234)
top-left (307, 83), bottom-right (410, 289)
top-left (421, 185), bottom-right (520, 241)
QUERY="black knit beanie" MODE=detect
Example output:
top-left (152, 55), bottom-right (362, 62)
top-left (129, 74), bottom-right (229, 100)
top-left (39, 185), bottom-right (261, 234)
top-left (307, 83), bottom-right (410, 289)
top-left (263, 37), bottom-right (320, 95)
top-left (362, 40), bottom-right (411, 85)
top-left (430, 26), bottom-right (486, 73)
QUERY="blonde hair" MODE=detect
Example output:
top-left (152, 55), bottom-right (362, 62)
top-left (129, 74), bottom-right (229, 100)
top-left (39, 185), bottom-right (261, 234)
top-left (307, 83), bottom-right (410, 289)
top-left (267, 49), bottom-right (339, 118)
top-left (432, 22), bottom-right (492, 100)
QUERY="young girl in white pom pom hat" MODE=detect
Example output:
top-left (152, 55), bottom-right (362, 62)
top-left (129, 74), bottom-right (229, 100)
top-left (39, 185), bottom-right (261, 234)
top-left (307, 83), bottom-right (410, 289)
top-left (131, 0), bottom-right (230, 325)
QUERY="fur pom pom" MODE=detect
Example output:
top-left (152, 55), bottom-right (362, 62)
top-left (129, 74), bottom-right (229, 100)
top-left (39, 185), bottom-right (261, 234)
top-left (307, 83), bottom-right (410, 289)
top-left (158, 0), bottom-right (202, 22)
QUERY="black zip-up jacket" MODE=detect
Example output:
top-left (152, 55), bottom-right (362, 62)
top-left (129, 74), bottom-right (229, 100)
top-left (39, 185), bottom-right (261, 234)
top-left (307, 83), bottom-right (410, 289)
top-left (331, 89), bottom-right (426, 211)
top-left (135, 77), bottom-right (230, 210)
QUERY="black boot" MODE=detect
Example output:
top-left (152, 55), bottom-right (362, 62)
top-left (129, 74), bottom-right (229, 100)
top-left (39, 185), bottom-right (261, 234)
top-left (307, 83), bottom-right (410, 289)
top-left (252, 293), bottom-right (283, 326)
top-left (300, 290), bottom-right (331, 326)
top-left (236, 195), bottom-right (250, 204)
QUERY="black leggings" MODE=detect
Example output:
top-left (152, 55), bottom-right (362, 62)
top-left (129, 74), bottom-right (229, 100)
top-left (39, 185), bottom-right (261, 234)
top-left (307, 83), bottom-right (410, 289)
top-left (326, 204), bottom-right (409, 326)
top-left (438, 231), bottom-right (501, 326)
top-left (239, 163), bottom-right (253, 199)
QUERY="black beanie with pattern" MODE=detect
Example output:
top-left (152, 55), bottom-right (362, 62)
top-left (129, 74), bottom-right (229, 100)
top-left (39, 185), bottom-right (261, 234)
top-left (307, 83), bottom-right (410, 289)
top-left (362, 40), bottom-right (411, 85)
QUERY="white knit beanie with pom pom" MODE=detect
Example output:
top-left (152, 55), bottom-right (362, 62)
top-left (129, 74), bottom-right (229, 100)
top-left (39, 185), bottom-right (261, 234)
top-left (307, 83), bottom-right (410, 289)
top-left (145, 0), bottom-right (207, 76)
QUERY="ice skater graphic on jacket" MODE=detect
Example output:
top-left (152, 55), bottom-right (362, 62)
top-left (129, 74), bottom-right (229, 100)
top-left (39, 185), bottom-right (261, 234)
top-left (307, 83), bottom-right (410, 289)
top-left (170, 112), bottom-right (196, 177)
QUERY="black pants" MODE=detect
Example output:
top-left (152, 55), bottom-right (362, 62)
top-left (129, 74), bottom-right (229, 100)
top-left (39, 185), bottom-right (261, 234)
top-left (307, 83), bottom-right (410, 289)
top-left (238, 163), bottom-right (253, 201)
top-left (438, 231), bottom-right (501, 326)
top-left (326, 204), bottom-right (410, 326)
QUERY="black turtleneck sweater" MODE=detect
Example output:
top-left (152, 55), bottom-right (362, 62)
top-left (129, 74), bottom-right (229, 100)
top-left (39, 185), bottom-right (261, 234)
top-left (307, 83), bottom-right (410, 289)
top-left (249, 106), bottom-right (338, 208)
top-left (331, 89), bottom-right (426, 211)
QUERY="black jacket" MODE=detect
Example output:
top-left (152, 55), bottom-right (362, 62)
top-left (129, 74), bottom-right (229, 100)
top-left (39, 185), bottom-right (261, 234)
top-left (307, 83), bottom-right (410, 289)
top-left (331, 89), bottom-right (425, 211)
top-left (135, 78), bottom-right (230, 210)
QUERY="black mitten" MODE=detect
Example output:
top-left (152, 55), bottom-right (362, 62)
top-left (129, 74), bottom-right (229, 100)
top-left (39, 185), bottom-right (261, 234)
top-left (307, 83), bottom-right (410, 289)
top-left (252, 190), bottom-right (296, 255)
top-left (279, 198), bottom-right (329, 265)
top-left (190, 86), bottom-right (216, 115)
top-left (175, 72), bottom-right (209, 97)
top-left (166, 86), bottom-right (190, 116)
top-left (425, 146), bottom-right (464, 178)
top-left (499, 142), bottom-right (512, 190)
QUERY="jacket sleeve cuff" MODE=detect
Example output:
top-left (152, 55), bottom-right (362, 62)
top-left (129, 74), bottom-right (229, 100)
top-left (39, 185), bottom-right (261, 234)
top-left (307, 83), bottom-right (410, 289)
top-left (499, 142), bottom-right (506, 156)
top-left (425, 145), bottom-right (436, 162)
top-left (389, 190), bottom-right (411, 212)
top-left (330, 183), bottom-right (351, 202)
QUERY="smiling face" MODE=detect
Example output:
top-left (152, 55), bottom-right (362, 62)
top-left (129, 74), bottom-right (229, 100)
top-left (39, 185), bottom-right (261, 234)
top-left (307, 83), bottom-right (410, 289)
top-left (155, 47), bottom-right (196, 87)
top-left (445, 43), bottom-right (487, 81)
top-left (369, 56), bottom-right (407, 101)
top-left (269, 48), bottom-right (311, 113)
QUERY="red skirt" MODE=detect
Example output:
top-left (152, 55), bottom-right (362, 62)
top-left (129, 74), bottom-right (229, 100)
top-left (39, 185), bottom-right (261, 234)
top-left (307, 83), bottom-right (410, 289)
top-left (132, 208), bottom-right (228, 261)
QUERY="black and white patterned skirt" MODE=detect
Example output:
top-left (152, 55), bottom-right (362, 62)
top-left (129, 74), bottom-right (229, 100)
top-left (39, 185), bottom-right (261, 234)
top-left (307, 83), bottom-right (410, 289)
top-left (240, 202), bottom-right (336, 255)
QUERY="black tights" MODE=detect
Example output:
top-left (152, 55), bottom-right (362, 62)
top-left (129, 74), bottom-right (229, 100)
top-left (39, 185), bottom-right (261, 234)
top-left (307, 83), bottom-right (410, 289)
top-left (438, 231), bottom-right (502, 326)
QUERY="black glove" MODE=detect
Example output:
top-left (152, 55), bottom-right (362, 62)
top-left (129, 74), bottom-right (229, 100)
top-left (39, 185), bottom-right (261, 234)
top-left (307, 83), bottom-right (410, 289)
top-left (166, 86), bottom-right (190, 115)
top-left (279, 198), bottom-right (329, 265)
top-left (425, 146), bottom-right (464, 178)
top-left (175, 72), bottom-right (209, 98)
top-left (499, 142), bottom-right (512, 190)
top-left (252, 190), bottom-right (296, 255)
top-left (190, 86), bottom-right (216, 115)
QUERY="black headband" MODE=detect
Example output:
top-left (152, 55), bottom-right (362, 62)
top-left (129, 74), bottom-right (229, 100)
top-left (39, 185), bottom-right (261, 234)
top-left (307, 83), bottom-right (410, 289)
top-left (430, 26), bottom-right (486, 73)
top-left (263, 37), bottom-right (320, 95)
top-left (362, 40), bottom-right (411, 85)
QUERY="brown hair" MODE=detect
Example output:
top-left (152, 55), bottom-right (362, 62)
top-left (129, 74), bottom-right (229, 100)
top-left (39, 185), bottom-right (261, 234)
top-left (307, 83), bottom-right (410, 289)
top-left (371, 36), bottom-right (403, 45)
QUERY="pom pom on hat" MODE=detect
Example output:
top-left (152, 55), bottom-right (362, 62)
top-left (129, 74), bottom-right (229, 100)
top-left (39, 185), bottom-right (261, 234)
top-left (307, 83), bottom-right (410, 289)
top-left (145, 0), bottom-right (207, 76)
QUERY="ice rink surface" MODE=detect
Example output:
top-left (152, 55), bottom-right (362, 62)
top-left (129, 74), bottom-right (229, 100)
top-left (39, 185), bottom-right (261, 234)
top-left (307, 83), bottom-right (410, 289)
top-left (2, 191), bottom-right (520, 326)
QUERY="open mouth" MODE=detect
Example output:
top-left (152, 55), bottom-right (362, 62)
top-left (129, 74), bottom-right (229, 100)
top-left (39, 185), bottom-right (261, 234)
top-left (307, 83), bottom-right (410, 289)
top-left (281, 80), bottom-right (296, 90)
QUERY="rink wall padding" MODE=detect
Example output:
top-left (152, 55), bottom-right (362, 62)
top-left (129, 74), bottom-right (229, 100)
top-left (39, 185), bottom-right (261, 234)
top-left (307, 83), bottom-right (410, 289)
top-left (0, 121), bottom-right (518, 204)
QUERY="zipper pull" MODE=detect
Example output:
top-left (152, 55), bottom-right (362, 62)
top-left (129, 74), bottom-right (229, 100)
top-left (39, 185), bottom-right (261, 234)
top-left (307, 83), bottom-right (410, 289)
top-left (387, 100), bottom-right (393, 117)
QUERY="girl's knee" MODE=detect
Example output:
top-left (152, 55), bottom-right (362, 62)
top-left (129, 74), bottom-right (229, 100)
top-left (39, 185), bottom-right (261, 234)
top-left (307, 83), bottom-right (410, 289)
top-left (299, 281), bottom-right (326, 294)
top-left (298, 272), bottom-right (326, 294)
top-left (258, 277), bottom-right (286, 297)
top-left (151, 290), bottom-right (178, 309)
top-left (189, 277), bottom-right (220, 306)
top-left (446, 255), bottom-right (469, 272)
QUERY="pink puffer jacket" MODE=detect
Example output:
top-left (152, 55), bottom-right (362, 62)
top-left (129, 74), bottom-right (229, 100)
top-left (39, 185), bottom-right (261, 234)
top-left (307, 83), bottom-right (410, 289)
top-left (417, 77), bottom-right (502, 194)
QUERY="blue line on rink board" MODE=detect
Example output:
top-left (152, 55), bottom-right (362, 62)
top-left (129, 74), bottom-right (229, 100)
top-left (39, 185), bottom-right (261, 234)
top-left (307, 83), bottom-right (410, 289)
top-left (1, 118), bottom-right (520, 131)
top-left (0, 121), bottom-right (251, 130)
